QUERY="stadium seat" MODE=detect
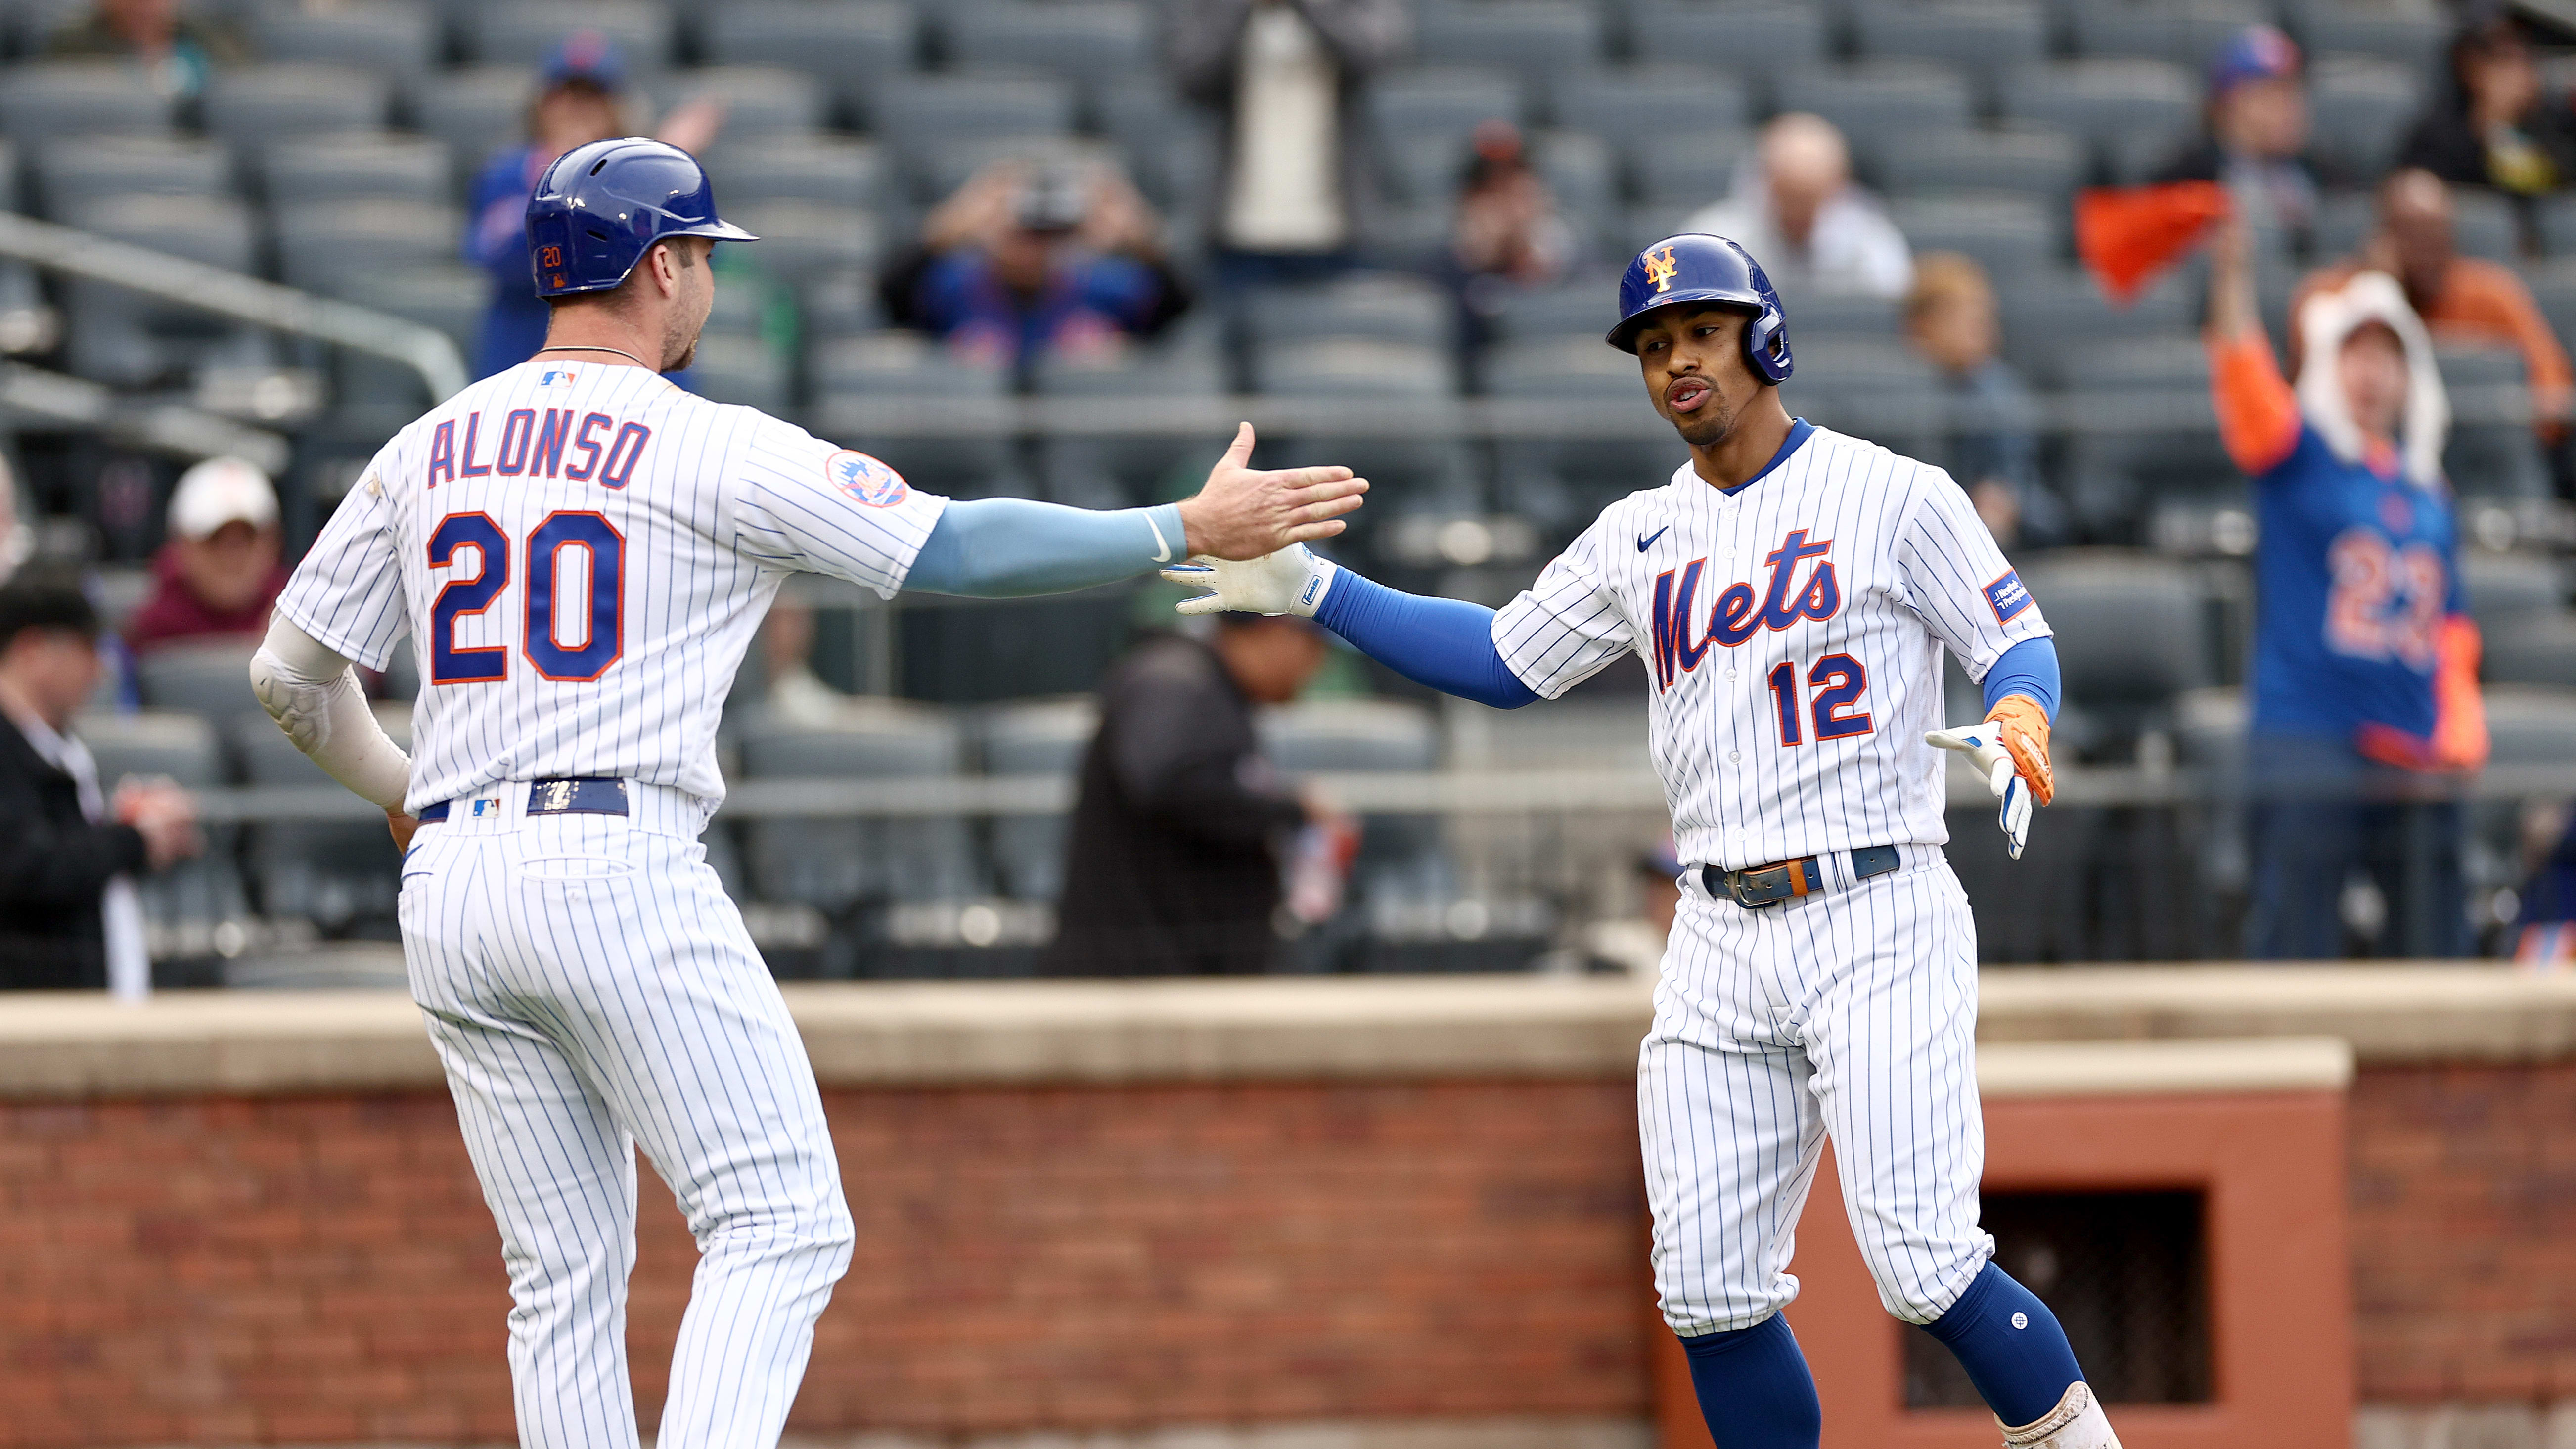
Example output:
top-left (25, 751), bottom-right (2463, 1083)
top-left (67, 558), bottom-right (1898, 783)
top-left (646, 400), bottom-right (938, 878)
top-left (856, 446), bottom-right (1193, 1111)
top-left (1036, 328), bottom-right (1230, 508)
top-left (62, 196), bottom-right (264, 385)
top-left (2462, 549), bottom-right (2565, 636)
top-left (703, 134), bottom-right (884, 211)
top-left (276, 201), bottom-right (466, 295)
top-left (413, 67), bottom-right (538, 177)
top-left (2482, 684), bottom-right (2576, 763)
top-left (737, 705), bottom-right (979, 914)
top-left (1481, 333), bottom-right (1682, 527)
top-left (1259, 699), bottom-right (1450, 919)
top-left (261, 133), bottom-right (453, 208)
top-left (136, 641), bottom-right (265, 732)
top-left (36, 136), bottom-right (231, 221)
top-left (368, 264), bottom-right (484, 360)
top-left (811, 331), bottom-right (1019, 497)
top-left (724, 201), bottom-right (878, 284)
top-left (701, 1), bottom-right (920, 122)
top-left (1416, 1), bottom-right (1606, 90)
top-left (976, 696), bottom-right (1099, 902)
top-left (1246, 272), bottom-right (1453, 351)
top-left (230, 711), bottom-right (403, 939)
top-left (2068, 0), bottom-right (2270, 68)
top-left (1993, 263), bottom-right (2195, 384)
top-left (1631, 127), bottom-right (1756, 207)
top-left (201, 64), bottom-right (391, 151)
top-left (0, 63), bottom-right (173, 141)
top-left (1367, 66), bottom-right (1524, 160)
top-left (2519, 257), bottom-right (2576, 346)
top-left (912, 134), bottom-right (1119, 207)
top-left (1259, 339), bottom-right (1478, 526)
top-left (1777, 290), bottom-right (1902, 340)
top-left (2314, 188), bottom-right (2514, 265)
top-left (2057, 336), bottom-right (2236, 538)
top-left (2483, 613), bottom-right (2576, 687)
top-left (1096, 78), bottom-right (1218, 209)
top-left (2440, 347), bottom-right (2551, 501)
top-left (2015, 551), bottom-right (2213, 761)
top-left (251, 1), bottom-right (440, 81)
top-left (688, 335), bottom-right (793, 412)
top-left (81, 710), bottom-right (248, 946)
top-left (469, 1), bottom-right (676, 74)
top-left (1849, 0), bottom-right (2049, 103)
top-left (1549, 64), bottom-right (1751, 154)
top-left (1772, 62), bottom-right (1975, 158)
top-left (1623, 1), bottom-right (1829, 82)
top-left (2309, 56), bottom-right (2424, 181)
top-left (1483, 273), bottom-right (1620, 343)
top-left (660, 67), bottom-right (827, 140)
top-left (1779, 339), bottom-right (1946, 453)
top-left (1871, 123), bottom-right (2087, 201)
top-left (943, 2), bottom-right (1153, 96)
top-left (2284, 0), bottom-right (2449, 68)
top-left (866, 71), bottom-right (1077, 155)
top-left (2001, 60), bottom-right (2200, 172)
top-left (1890, 194), bottom-right (2062, 279)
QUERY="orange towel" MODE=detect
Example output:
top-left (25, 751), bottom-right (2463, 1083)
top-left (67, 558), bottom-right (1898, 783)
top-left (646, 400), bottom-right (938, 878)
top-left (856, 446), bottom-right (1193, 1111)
top-left (2075, 181), bottom-right (2233, 305)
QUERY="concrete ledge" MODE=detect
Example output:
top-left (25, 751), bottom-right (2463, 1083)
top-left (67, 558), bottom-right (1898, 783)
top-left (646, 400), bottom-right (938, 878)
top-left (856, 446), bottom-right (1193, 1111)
top-left (1976, 1035), bottom-right (2353, 1098)
top-left (1978, 965), bottom-right (2576, 1063)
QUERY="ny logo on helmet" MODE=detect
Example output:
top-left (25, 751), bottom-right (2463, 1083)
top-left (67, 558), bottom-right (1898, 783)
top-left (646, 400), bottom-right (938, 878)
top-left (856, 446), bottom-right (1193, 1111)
top-left (1642, 245), bottom-right (1679, 294)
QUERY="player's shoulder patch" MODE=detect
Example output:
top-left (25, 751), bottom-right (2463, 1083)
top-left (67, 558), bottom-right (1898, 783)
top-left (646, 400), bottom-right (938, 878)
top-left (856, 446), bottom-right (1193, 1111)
top-left (1983, 569), bottom-right (2034, 624)
top-left (826, 449), bottom-right (909, 508)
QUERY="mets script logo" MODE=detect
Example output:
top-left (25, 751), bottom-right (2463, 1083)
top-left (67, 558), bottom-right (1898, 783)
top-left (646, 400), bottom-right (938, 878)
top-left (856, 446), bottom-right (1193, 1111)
top-left (827, 450), bottom-right (909, 508)
top-left (1641, 245), bottom-right (1680, 294)
top-left (1651, 529), bottom-right (1841, 692)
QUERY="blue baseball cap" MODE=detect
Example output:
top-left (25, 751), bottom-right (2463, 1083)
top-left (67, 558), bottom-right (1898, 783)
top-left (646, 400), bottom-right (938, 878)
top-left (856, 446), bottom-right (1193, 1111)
top-left (541, 29), bottom-right (628, 91)
top-left (2209, 24), bottom-right (2301, 95)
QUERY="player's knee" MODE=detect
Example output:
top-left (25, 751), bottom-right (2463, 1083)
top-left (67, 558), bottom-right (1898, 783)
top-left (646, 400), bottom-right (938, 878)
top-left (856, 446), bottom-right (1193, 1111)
top-left (1868, 1249), bottom-right (1988, 1326)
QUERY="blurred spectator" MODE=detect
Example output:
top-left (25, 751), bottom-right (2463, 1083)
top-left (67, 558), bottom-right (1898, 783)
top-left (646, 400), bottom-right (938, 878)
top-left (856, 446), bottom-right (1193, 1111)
top-left (0, 456), bottom-right (30, 589)
top-left (879, 160), bottom-right (1190, 372)
top-left (2207, 216), bottom-right (2484, 958)
top-left (1450, 121), bottom-right (1579, 350)
top-left (46, 0), bottom-right (243, 101)
top-left (462, 33), bottom-right (726, 379)
top-left (2511, 803), bottom-right (2576, 964)
top-left (2400, 6), bottom-right (2576, 200)
top-left (1039, 616), bottom-right (1337, 976)
top-left (123, 456), bottom-right (284, 656)
top-left (2295, 169), bottom-right (2572, 441)
top-left (1682, 113), bottom-right (1911, 300)
top-left (1173, 0), bottom-right (1410, 291)
top-left (2153, 25), bottom-right (2333, 246)
top-left (0, 574), bottom-right (199, 993)
top-left (1904, 252), bottom-right (2068, 550)
top-left (757, 594), bottom-right (863, 729)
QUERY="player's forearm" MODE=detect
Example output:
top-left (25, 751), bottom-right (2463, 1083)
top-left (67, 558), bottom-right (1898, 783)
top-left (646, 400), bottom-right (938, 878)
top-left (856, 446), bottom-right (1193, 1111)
top-left (1980, 636), bottom-right (2061, 722)
top-left (248, 617), bottom-right (412, 812)
top-left (1311, 568), bottom-right (1539, 710)
top-left (902, 498), bottom-right (1187, 597)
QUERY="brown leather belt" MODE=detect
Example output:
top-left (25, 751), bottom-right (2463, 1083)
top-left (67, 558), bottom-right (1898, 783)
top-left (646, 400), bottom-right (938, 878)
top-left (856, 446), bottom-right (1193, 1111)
top-left (1703, 845), bottom-right (1903, 908)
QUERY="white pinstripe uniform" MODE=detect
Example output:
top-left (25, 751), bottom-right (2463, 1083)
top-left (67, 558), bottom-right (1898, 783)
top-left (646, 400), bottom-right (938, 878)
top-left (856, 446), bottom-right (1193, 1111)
top-left (276, 360), bottom-right (948, 1447)
top-left (1491, 423), bottom-right (2052, 1337)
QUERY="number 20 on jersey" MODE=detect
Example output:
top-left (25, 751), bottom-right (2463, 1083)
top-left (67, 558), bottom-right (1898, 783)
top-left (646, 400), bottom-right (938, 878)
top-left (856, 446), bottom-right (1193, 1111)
top-left (428, 511), bottom-right (624, 684)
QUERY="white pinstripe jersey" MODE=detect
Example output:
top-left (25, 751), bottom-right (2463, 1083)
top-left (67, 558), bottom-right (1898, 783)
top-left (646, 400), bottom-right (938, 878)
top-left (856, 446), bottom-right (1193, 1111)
top-left (1492, 423), bottom-right (2050, 871)
top-left (276, 360), bottom-right (947, 815)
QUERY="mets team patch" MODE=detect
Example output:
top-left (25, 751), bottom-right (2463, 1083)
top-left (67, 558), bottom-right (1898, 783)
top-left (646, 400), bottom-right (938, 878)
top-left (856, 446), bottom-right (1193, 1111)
top-left (827, 450), bottom-right (909, 508)
top-left (1983, 570), bottom-right (2033, 624)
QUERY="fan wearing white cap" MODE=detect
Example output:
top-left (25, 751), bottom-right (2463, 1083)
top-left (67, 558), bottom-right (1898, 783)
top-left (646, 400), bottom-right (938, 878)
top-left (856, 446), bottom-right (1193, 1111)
top-left (124, 456), bottom-right (285, 656)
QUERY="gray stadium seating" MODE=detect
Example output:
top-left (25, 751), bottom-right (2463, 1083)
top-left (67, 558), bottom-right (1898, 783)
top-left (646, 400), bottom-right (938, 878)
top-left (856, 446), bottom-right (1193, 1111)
top-left (1259, 699), bottom-right (1450, 922)
top-left (1258, 339), bottom-right (1478, 524)
top-left (2315, 188), bottom-right (2515, 265)
top-left (2016, 551), bottom-right (2214, 762)
top-left (136, 642), bottom-right (265, 733)
top-left (229, 711), bottom-right (403, 938)
top-left (0, 62), bottom-right (172, 141)
top-left (812, 331), bottom-right (1019, 497)
top-left (1774, 61), bottom-right (1975, 154)
top-left (659, 67), bottom-right (828, 140)
top-left (2069, 0), bottom-right (2270, 68)
top-left (2483, 684), bottom-right (2576, 763)
top-left (913, 133), bottom-right (1118, 206)
top-left (201, 64), bottom-right (392, 151)
top-left (1246, 272), bottom-right (1453, 351)
top-left (1624, 1), bottom-right (1830, 85)
top-left (251, 1), bottom-right (440, 81)
top-left (2002, 60), bottom-right (2200, 170)
top-left (62, 196), bottom-right (265, 386)
top-left (81, 710), bottom-right (249, 946)
top-left (737, 705), bottom-right (979, 916)
top-left (2463, 550), bottom-right (2566, 637)
top-left (261, 133), bottom-right (453, 208)
top-left (275, 200), bottom-right (466, 295)
top-left (1417, 1), bottom-right (1607, 90)
top-left (469, 1), bottom-right (676, 74)
top-left (701, 1), bottom-right (919, 120)
top-left (944, 2), bottom-right (1153, 96)
top-left (1036, 328), bottom-right (1230, 508)
top-left (1993, 264), bottom-right (2196, 384)
top-left (1483, 274), bottom-right (1620, 343)
top-left (1849, 0), bottom-right (2050, 102)
top-left (725, 201), bottom-right (878, 285)
top-left (2285, 0), bottom-right (2449, 67)
top-left (1482, 333), bottom-right (1682, 527)
top-left (1872, 123), bottom-right (2087, 201)
top-left (412, 67), bottom-right (537, 176)
top-left (1892, 194), bottom-right (2063, 280)
top-left (2438, 347), bottom-right (2552, 502)
top-left (37, 136), bottom-right (230, 221)
top-left (1631, 127), bottom-right (1755, 207)
top-left (1549, 64), bottom-right (1750, 154)
top-left (2483, 615), bottom-right (2576, 687)
top-left (976, 696), bottom-right (1099, 902)
top-left (1096, 78), bottom-right (1218, 209)
top-left (704, 134), bottom-right (884, 211)
top-left (866, 71), bottom-right (1077, 155)
top-left (2309, 56), bottom-right (2425, 181)
top-left (1368, 66), bottom-right (1524, 161)
top-left (689, 334), bottom-right (793, 412)
top-left (1779, 339), bottom-right (1946, 452)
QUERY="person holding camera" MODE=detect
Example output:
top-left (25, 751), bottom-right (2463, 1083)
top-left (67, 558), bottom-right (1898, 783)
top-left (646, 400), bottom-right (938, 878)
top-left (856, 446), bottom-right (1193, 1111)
top-left (879, 159), bottom-right (1193, 373)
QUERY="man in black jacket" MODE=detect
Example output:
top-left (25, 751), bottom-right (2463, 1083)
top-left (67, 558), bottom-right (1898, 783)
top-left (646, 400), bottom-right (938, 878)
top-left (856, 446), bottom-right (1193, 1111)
top-left (0, 576), bottom-right (199, 990)
top-left (1040, 616), bottom-right (1332, 976)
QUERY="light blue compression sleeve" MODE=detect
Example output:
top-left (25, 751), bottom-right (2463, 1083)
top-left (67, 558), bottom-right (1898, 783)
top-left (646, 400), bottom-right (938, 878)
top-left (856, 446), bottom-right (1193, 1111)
top-left (1981, 635), bottom-right (2061, 721)
top-left (1312, 568), bottom-right (1539, 710)
top-left (903, 498), bottom-right (1187, 597)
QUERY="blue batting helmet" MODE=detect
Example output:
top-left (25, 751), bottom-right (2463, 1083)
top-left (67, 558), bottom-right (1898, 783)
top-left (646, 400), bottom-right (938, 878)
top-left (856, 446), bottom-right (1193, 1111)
top-left (1604, 233), bottom-right (1792, 384)
top-left (527, 137), bottom-right (757, 298)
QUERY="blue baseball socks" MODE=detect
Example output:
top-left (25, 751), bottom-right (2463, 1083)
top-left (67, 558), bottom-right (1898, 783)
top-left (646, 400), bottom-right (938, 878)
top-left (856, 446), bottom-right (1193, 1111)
top-left (1678, 1313), bottom-right (1822, 1449)
top-left (1919, 1260), bottom-right (2089, 1432)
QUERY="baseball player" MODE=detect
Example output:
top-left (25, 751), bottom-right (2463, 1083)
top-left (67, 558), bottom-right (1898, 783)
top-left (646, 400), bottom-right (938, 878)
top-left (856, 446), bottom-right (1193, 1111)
top-left (245, 138), bottom-right (1365, 1448)
top-left (1170, 236), bottom-right (2112, 1449)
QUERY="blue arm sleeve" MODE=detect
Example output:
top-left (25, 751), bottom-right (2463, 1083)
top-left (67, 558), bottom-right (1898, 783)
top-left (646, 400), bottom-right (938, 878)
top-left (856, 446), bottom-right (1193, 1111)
top-left (1312, 568), bottom-right (1539, 710)
top-left (1980, 635), bottom-right (2062, 722)
top-left (903, 498), bottom-right (1187, 597)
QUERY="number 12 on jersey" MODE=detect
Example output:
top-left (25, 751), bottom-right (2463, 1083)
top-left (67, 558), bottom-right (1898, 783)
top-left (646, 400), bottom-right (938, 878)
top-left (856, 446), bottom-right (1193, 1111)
top-left (1765, 653), bottom-right (1872, 747)
top-left (428, 510), bottom-right (625, 684)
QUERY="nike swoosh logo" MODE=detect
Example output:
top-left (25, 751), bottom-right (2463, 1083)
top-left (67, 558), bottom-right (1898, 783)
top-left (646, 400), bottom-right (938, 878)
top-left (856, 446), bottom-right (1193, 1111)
top-left (1145, 511), bottom-right (1173, 564)
top-left (1636, 526), bottom-right (1670, 553)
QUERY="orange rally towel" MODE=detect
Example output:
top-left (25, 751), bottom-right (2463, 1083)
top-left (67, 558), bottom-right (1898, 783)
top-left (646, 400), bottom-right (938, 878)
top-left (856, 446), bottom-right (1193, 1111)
top-left (2075, 181), bottom-right (2233, 305)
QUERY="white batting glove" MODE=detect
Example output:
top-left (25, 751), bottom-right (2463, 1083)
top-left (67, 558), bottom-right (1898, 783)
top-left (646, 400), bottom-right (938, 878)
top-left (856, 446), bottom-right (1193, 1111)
top-left (1928, 722), bottom-right (2035, 860)
top-left (1162, 545), bottom-right (1340, 618)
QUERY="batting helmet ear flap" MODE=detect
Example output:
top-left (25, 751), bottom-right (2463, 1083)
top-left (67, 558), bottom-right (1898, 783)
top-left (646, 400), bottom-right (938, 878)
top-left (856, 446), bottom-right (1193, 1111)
top-left (1743, 310), bottom-right (1793, 386)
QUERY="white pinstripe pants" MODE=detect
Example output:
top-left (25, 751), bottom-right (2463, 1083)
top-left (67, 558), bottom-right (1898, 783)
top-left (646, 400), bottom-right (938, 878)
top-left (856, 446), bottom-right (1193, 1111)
top-left (1642, 849), bottom-right (1993, 1336)
top-left (399, 802), bottom-right (855, 1449)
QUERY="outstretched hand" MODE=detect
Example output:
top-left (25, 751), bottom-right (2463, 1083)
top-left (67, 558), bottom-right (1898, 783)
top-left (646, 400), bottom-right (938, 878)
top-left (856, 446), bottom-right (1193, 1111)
top-left (1163, 544), bottom-right (1338, 617)
top-left (1175, 423), bottom-right (1368, 561)
top-left (1927, 719), bottom-right (2041, 860)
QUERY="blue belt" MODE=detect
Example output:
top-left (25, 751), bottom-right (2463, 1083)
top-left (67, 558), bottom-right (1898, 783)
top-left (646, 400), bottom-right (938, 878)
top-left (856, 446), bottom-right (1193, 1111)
top-left (1704, 845), bottom-right (1902, 909)
top-left (416, 777), bottom-right (629, 823)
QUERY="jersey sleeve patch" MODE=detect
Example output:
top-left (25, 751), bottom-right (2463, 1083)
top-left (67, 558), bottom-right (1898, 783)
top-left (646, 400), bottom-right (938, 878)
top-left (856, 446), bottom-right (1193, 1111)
top-left (827, 450), bottom-right (909, 508)
top-left (1984, 570), bottom-right (2034, 624)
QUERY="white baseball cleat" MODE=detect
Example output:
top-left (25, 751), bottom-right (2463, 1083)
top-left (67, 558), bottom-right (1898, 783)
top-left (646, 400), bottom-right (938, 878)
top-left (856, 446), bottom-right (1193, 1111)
top-left (1998, 1381), bottom-right (2121, 1449)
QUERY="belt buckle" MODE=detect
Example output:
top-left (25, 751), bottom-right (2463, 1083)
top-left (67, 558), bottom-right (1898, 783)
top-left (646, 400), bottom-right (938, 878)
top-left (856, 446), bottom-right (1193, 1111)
top-left (1729, 857), bottom-right (1820, 908)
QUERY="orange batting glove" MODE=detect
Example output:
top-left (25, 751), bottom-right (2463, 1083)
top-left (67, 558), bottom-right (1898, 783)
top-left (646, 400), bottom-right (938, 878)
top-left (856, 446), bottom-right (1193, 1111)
top-left (1982, 694), bottom-right (2056, 807)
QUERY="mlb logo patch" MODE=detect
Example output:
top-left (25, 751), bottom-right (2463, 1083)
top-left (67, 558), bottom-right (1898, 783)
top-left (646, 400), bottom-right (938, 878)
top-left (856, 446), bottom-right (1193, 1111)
top-left (539, 368), bottom-right (578, 387)
top-left (1983, 570), bottom-right (2033, 624)
top-left (468, 796), bottom-right (502, 818)
top-left (827, 449), bottom-right (909, 508)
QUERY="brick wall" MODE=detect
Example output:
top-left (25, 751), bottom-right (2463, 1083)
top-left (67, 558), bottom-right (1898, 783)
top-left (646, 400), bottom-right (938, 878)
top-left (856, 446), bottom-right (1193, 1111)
top-left (0, 1081), bottom-right (1652, 1447)
top-left (2347, 1062), bottom-right (2576, 1401)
